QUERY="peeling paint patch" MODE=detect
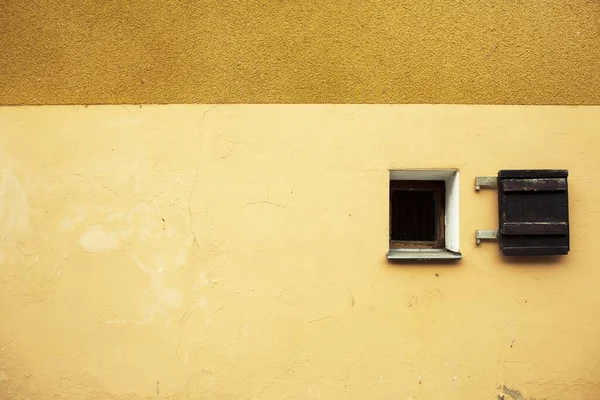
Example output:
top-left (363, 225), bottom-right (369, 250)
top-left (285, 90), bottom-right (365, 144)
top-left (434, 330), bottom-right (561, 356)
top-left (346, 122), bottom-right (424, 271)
top-left (198, 296), bottom-right (208, 310)
top-left (155, 284), bottom-right (183, 310)
top-left (79, 225), bottom-right (121, 252)
top-left (498, 385), bottom-right (525, 400)
top-left (0, 168), bottom-right (30, 242)
top-left (197, 296), bottom-right (211, 326)
top-left (199, 271), bottom-right (210, 287)
top-left (60, 215), bottom-right (84, 230)
top-left (132, 254), bottom-right (183, 323)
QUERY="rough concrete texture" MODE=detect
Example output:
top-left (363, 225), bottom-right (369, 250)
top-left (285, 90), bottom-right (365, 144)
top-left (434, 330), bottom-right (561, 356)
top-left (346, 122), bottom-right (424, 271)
top-left (0, 1), bottom-right (599, 105)
top-left (1, 105), bottom-right (600, 399)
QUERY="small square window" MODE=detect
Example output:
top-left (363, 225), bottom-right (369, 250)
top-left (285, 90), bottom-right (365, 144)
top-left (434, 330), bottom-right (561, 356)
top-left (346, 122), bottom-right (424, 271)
top-left (390, 180), bottom-right (445, 248)
top-left (388, 170), bottom-right (461, 261)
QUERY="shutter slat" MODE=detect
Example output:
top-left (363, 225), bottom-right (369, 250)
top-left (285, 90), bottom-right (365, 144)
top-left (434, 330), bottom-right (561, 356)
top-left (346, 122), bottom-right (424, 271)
top-left (502, 246), bottom-right (569, 256)
top-left (503, 222), bottom-right (568, 235)
top-left (502, 178), bottom-right (567, 192)
top-left (498, 170), bottom-right (568, 179)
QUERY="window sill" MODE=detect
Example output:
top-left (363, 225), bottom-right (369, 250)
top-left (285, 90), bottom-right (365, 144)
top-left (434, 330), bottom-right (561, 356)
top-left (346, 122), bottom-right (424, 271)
top-left (387, 248), bottom-right (462, 261)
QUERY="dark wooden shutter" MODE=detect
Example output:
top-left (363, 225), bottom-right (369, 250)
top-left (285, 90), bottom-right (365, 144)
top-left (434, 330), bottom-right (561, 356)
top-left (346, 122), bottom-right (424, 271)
top-left (498, 170), bottom-right (569, 256)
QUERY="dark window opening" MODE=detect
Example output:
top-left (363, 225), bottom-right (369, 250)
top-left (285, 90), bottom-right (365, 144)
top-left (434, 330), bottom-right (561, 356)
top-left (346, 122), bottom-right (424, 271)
top-left (391, 190), bottom-right (437, 241)
top-left (389, 180), bottom-right (445, 249)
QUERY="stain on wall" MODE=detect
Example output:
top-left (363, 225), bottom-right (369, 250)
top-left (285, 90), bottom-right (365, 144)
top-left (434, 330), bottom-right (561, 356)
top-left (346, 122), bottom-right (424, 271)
top-left (1, 105), bottom-right (600, 399)
top-left (1, 1), bottom-right (599, 105)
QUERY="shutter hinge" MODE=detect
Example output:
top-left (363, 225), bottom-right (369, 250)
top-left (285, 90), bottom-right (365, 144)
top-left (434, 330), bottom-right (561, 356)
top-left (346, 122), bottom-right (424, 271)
top-left (474, 177), bottom-right (498, 191)
top-left (476, 229), bottom-right (498, 245)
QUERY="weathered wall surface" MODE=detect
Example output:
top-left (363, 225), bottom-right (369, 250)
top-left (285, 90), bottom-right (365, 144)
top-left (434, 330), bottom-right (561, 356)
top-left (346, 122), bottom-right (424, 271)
top-left (1, 105), bottom-right (599, 399)
top-left (1, 1), bottom-right (599, 105)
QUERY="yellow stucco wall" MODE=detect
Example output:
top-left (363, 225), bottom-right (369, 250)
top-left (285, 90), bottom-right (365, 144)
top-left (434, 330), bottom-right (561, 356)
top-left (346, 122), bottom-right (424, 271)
top-left (1, 1), bottom-right (600, 105)
top-left (1, 105), bottom-right (600, 399)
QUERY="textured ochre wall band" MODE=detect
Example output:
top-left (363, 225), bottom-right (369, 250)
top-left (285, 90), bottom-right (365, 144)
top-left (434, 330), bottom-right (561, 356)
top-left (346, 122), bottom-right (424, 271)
top-left (1, 0), bottom-right (599, 105)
